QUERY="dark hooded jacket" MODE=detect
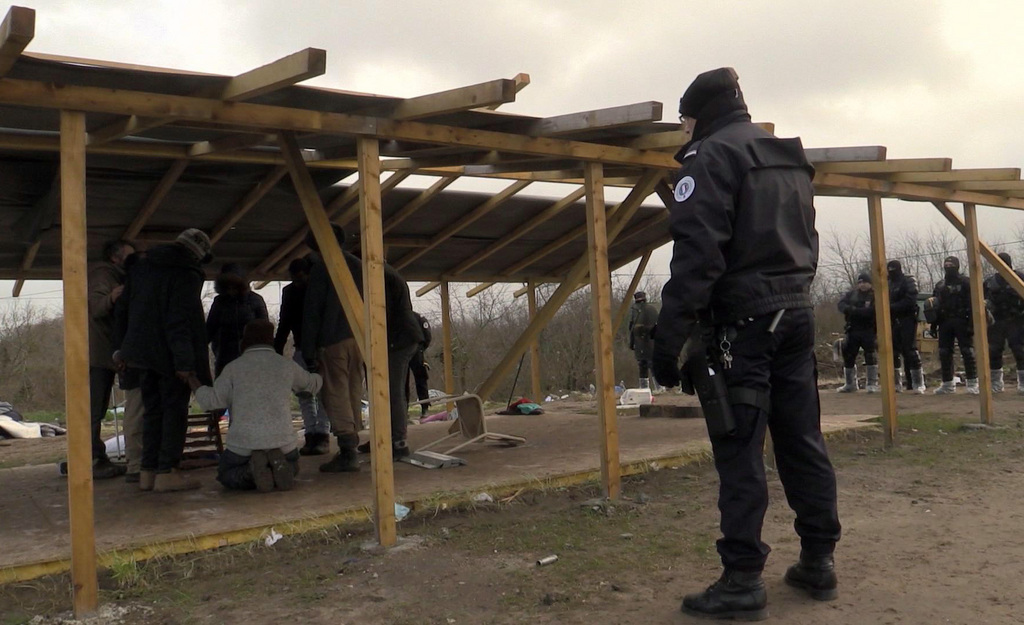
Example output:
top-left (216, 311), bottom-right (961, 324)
top-left (984, 270), bottom-right (1024, 320)
top-left (933, 271), bottom-right (972, 323)
top-left (838, 283), bottom-right (876, 332)
top-left (207, 269), bottom-right (269, 375)
top-left (384, 263), bottom-right (425, 351)
top-left (87, 260), bottom-right (126, 369)
top-left (117, 243), bottom-right (212, 383)
top-left (887, 263), bottom-right (919, 322)
top-left (301, 251), bottom-right (363, 362)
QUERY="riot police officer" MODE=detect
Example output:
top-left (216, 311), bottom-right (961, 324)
top-left (984, 252), bottom-right (1024, 393)
top-left (888, 260), bottom-right (926, 393)
top-left (651, 67), bottom-right (841, 621)
top-left (836, 273), bottom-right (878, 393)
top-left (931, 256), bottom-right (978, 394)
top-left (628, 291), bottom-right (658, 388)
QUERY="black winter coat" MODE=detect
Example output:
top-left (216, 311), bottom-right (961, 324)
top-left (984, 271), bottom-right (1024, 320)
top-left (384, 264), bottom-right (424, 352)
top-left (656, 111), bottom-right (818, 353)
top-left (207, 279), bottom-right (268, 375)
top-left (117, 243), bottom-right (211, 383)
top-left (301, 251), bottom-right (363, 361)
top-left (888, 272), bottom-right (919, 321)
top-left (274, 280), bottom-right (307, 354)
top-left (933, 273), bottom-right (972, 324)
top-left (838, 288), bottom-right (875, 331)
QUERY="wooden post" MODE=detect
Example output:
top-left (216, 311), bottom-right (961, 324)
top-left (964, 203), bottom-right (993, 423)
top-left (584, 162), bottom-right (620, 499)
top-left (527, 280), bottom-right (543, 402)
top-left (867, 195), bottom-right (898, 446)
top-left (440, 280), bottom-right (455, 412)
top-left (356, 136), bottom-right (396, 547)
top-left (61, 109), bottom-right (98, 615)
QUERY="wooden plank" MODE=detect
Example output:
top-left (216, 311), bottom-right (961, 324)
top-left (613, 251), bottom-right (652, 331)
top-left (393, 180), bottom-right (532, 270)
top-left (208, 166), bottom-right (287, 244)
top-left (878, 168), bottom-right (1020, 183)
top-left (382, 176), bottom-right (457, 234)
top-left (11, 239), bottom-right (41, 296)
top-left (188, 133), bottom-right (276, 158)
top-left (531, 102), bottom-right (663, 136)
top-left (527, 281), bottom-right (543, 402)
top-left (278, 132), bottom-right (366, 356)
top-left (963, 203), bottom-right (993, 424)
top-left (0, 6), bottom-right (34, 78)
top-left (122, 159), bottom-right (190, 239)
top-left (866, 194), bottom-right (898, 446)
top-left (814, 172), bottom-right (1024, 211)
top-left (815, 158), bottom-right (952, 175)
top-left (478, 72), bottom-right (530, 110)
top-left (416, 281), bottom-right (441, 297)
top-left (61, 110), bottom-right (98, 616)
top-left (380, 151), bottom-right (503, 171)
top-left (804, 146), bottom-right (886, 163)
top-left (364, 77), bottom-right (524, 120)
top-left (932, 202), bottom-right (1024, 301)
top-left (945, 180), bottom-right (1024, 192)
top-left (0, 79), bottom-right (679, 169)
top-left (217, 48), bottom-right (326, 101)
top-left (585, 162), bottom-right (620, 499)
top-left (465, 282), bottom-right (496, 298)
top-left (335, 170), bottom-right (413, 227)
top-left (440, 281), bottom-right (455, 413)
top-left (356, 137), bottom-right (397, 547)
top-left (627, 128), bottom-right (690, 151)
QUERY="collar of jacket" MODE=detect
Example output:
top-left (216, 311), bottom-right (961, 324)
top-left (675, 110), bottom-right (752, 164)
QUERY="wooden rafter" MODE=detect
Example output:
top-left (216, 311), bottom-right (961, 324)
top-left (354, 76), bottom-right (526, 120)
top-left (527, 101), bottom-right (663, 136)
top-left (11, 239), bottom-right (40, 297)
top-left (123, 159), bottom-right (190, 239)
top-left (814, 172), bottom-right (1024, 210)
top-left (932, 202), bottom-right (1024, 301)
top-left (0, 5), bottom-right (34, 78)
top-left (381, 176), bottom-right (458, 234)
top-left (189, 133), bottom-right (277, 158)
top-left (478, 72), bottom-right (530, 110)
top-left (815, 158), bottom-right (951, 175)
top-left (208, 166), bottom-right (289, 244)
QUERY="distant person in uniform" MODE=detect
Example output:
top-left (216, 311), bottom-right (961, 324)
top-left (408, 312), bottom-right (433, 417)
top-left (628, 291), bottom-right (658, 389)
top-left (932, 256), bottom-right (977, 395)
top-left (836, 273), bottom-right (878, 393)
top-left (887, 260), bottom-right (926, 393)
top-left (984, 252), bottom-right (1024, 393)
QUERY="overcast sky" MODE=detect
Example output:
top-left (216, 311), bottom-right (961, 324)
top-left (3, 0), bottom-right (1024, 310)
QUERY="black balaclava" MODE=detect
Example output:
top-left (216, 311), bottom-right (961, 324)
top-left (998, 252), bottom-right (1013, 269)
top-left (887, 259), bottom-right (903, 281)
top-left (678, 67), bottom-right (748, 141)
top-left (943, 256), bottom-right (960, 282)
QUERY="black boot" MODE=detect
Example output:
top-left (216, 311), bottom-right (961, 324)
top-left (784, 554), bottom-right (838, 601)
top-left (319, 435), bottom-right (360, 473)
top-left (681, 570), bottom-right (768, 621)
top-left (299, 433), bottom-right (317, 456)
top-left (312, 432), bottom-right (331, 455)
top-left (357, 439), bottom-right (410, 459)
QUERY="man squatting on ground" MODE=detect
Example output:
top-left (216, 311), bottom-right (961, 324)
top-left (651, 67), bottom-right (841, 620)
top-left (887, 259), bottom-right (927, 394)
top-left (930, 256), bottom-right (978, 395)
top-left (984, 252), bottom-right (1024, 393)
top-left (275, 256), bottom-right (332, 455)
top-left (190, 319), bottom-right (322, 492)
top-left (836, 272), bottom-right (879, 393)
top-left (86, 239), bottom-right (135, 479)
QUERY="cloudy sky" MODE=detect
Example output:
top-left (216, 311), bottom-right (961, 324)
top-left (3, 0), bottom-right (1024, 308)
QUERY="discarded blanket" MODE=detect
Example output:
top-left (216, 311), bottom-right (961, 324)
top-left (0, 413), bottom-right (67, 439)
top-left (497, 398), bottom-right (544, 416)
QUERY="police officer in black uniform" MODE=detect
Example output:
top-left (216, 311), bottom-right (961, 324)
top-left (984, 252), bottom-right (1024, 394)
top-left (836, 273), bottom-right (878, 393)
top-left (651, 68), bottom-right (841, 621)
top-left (932, 256), bottom-right (978, 394)
top-left (887, 260), bottom-right (926, 393)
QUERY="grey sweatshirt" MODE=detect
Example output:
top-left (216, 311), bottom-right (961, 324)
top-left (195, 345), bottom-right (323, 455)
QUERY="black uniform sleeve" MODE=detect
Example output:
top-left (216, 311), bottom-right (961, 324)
top-left (166, 271), bottom-right (202, 373)
top-left (274, 285), bottom-right (293, 354)
top-left (837, 290), bottom-right (853, 317)
top-left (890, 276), bottom-right (918, 316)
top-left (302, 264), bottom-right (327, 363)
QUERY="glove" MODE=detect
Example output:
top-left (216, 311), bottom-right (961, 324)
top-left (651, 323), bottom-right (683, 388)
top-left (929, 323), bottom-right (938, 338)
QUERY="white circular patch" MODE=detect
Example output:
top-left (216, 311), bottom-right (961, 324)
top-left (674, 175), bottom-right (696, 202)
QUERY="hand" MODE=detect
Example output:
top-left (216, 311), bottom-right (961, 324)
top-left (423, 361), bottom-right (431, 371)
top-left (110, 285), bottom-right (125, 302)
top-left (305, 359), bottom-right (320, 373)
top-left (175, 371), bottom-right (193, 384)
top-left (185, 373), bottom-right (203, 392)
top-left (929, 324), bottom-right (938, 338)
top-left (651, 339), bottom-right (682, 389)
top-left (112, 350), bottom-right (126, 373)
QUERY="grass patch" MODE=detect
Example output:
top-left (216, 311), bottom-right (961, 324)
top-left (20, 410), bottom-right (63, 424)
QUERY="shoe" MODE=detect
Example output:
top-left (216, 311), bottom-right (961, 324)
top-left (299, 433), bottom-right (318, 456)
top-left (357, 440), bottom-right (371, 454)
top-left (785, 554), bottom-right (838, 601)
top-left (93, 458), bottom-right (128, 480)
top-left (910, 368), bottom-right (927, 394)
top-left (153, 468), bottom-right (200, 492)
top-left (312, 432), bottom-right (331, 455)
top-left (320, 444), bottom-right (359, 473)
top-left (125, 472), bottom-right (140, 484)
top-left (965, 378), bottom-right (980, 395)
top-left (836, 367), bottom-right (857, 393)
top-left (992, 370), bottom-right (1005, 393)
top-left (934, 380), bottom-right (956, 394)
top-left (267, 449), bottom-right (295, 491)
top-left (681, 570), bottom-right (768, 621)
top-left (865, 365), bottom-right (880, 394)
top-left (357, 439), bottom-right (410, 459)
top-left (249, 450), bottom-right (275, 492)
top-left (139, 470), bottom-right (156, 492)
top-left (893, 369), bottom-right (904, 393)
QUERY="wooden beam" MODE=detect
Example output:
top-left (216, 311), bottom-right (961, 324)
top-left (814, 172), bottom-right (1024, 211)
top-left (530, 102), bottom-right (663, 136)
top-left (335, 170), bottom-right (413, 227)
top-left (875, 168), bottom-right (1020, 183)
top-left (122, 159), bottom-right (190, 239)
top-left (0, 78), bottom-right (679, 168)
top-left (932, 202), bottom-right (1024, 301)
top-left (61, 110), bottom-right (98, 616)
top-left (188, 133), bottom-right (276, 158)
top-left (804, 146), bottom-right (886, 163)
top-left (626, 128), bottom-right (690, 151)
top-left (380, 151), bottom-right (503, 171)
top-left (11, 239), bottom-right (41, 297)
top-left (393, 180), bottom-right (532, 270)
top-left (0, 6), bottom-right (34, 78)
top-left (382, 176), bottom-right (457, 234)
top-left (613, 251), bottom-right (652, 331)
top-left (465, 281), bottom-right (496, 298)
top-left (963, 203), bottom-right (993, 424)
top-left (440, 281), bottom-right (455, 411)
top-left (944, 180), bottom-right (1024, 192)
top-left (866, 194), bottom-right (898, 446)
top-left (278, 132), bottom-right (366, 355)
top-left (360, 76), bottom-right (524, 120)
top-left (356, 136), bottom-right (397, 547)
top-left (478, 72), bottom-right (530, 110)
top-left (815, 158), bottom-right (952, 175)
top-left (208, 166), bottom-right (288, 244)
top-left (527, 280), bottom-right (543, 402)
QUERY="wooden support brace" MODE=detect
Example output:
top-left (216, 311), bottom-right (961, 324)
top-left (527, 280), bottom-right (543, 402)
top-left (440, 281), bottom-right (455, 411)
top-left (189, 133), bottom-right (277, 158)
top-left (465, 281), bottom-right (497, 298)
top-left (208, 166), bottom-right (288, 244)
top-left (932, 202), bottom-right (1024, 300)
top-left (0, 5), bottom-right (34, 78)
top-left (11, 239), bottom-right (41, 297)
top-left (123, 159), bottom-right (190, 239)
top-left (964, 203), bottom-right (993, 424)
top-left (867, 195), bottom-right (898, 446)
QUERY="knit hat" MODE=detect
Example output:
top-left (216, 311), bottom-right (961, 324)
top-left (176, 228), bottom-right (213, 264)
top-left (240, 319), bottom-right (275, 351)
top-left (887, 260), bottom-right (902, 273)
top-left (857, 272), bottom-right (871, 284)
top-left (678, 67), bottom-right (745, 119)
top-left (943, 256), bottom-right (960, 270)
top-left (998, 252), bottom-right (1013, 268)
top-left (634, 291), bottom-right (647, 301)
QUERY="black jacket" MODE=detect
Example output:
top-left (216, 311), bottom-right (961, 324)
top-left (206, 279), bottom-right (268, 375)
top-left (384, 264), bottom-right (425, 351)
top-left (301, 251), bottom-right (363, 361)
top-left (838, 287), bottom-right (875, 332)
top-left (274, 280), bottom-right (307, 354)
top-left (888, 271), bottom-right (919, 321)
top-left (657, 111), bottom-right (817, 352)
top-left (933, 273), bottom-right (972, 323)
top-left (117, 243), bottom-right (211, 382)
top-left (629, 301), bottom-right (659, 360)
top-left (984, 271), bottom-right (1024, 320)
top-left (412, 312), bottom-right (432, 350)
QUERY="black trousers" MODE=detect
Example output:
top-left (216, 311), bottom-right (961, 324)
top-left (989, 317), bottom-right (1024, 370)
top-left (389, 342), bottom-right (419, 442)
top-left (712, 308), bottom-right (841, 572)
top-left (938, 318), bottom-right (976, 381)
top-left (841, 327), bottom-right (877, 368)
top-left (636, 358), bottom-right (651, 379)
top-left (88, 366), bottom-right (116, 460)
top-left (408, 348), bottom-right (430, 413)
top-left (891, 317), bottom-right (922, 371)
top-left (217, 448), bottom-right (300, 490)
top-left (139, 369), bottom-right (192, 472)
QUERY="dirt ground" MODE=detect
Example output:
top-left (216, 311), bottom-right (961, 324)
top-left (4, 388), bottom-right (1024, 624)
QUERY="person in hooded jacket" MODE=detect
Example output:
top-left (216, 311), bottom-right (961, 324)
top-left (407, 311), bottom-right (433, 417)
top-left (887, 260), bottom-right (926, 394)
top-left (932, 256), bottom-right (978, 394)
top-left (628, 291), bottom-right (659, 389)
top-left (115, 228), bottom-right (213, 493)
top-left (835, 273), bottom-right (878, 393)
top-left (206, 263), bottom-right (268, 376)
top-left (984, 252), bottom-right (1024, 393)
top-left (650, 68), bottom-right (840, 621)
